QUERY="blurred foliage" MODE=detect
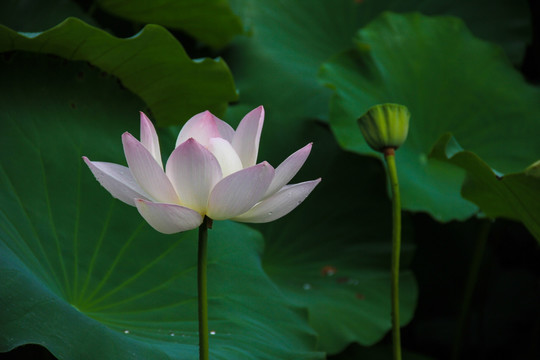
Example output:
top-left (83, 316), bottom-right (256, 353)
top-left (257, 127), bottom-right (417, 353)
top-left (0, 18), bottom-right (237, 126)
top-left (0, 0), bottom-right (539, 359)
top-left (0, 0), bottom-right (96, 30)
top-left (97, 0), bottom-right (243, 49)
top-left (320, 12), bottom-right (540, 222)
top-left (0, 53), bottom-right (321, 360)
top-left (432, 134), bottom-right (540, 243)
top-left (224, 0), bottom-right (530, 165)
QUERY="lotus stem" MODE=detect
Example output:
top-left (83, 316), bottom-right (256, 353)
top-left (452, 220), bottom-right (491, 360)
top-left (198, 216), bottom-right (211, 360)
top-left (384, 148), bottom-right (402, 360)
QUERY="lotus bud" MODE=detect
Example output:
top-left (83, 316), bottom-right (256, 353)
top-left (357, 103), bottom-right (410, 152)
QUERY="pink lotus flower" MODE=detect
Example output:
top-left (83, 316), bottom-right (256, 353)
top-left (83, 107), bottom-right (320, 234)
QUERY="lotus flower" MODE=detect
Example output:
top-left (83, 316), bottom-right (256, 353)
top-left (83, 106), bottom-right (320, 234)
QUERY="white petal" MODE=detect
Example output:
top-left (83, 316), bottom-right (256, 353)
top-left (83, 157), bottom-right (151, 206)
top-left (264, 143), bottom-right (312, 197)
top-left (176, 111), bottom-right (221, 148)
top-left (122, 132), bottom-right (180, 204)
top-left (232, 106), bottom-right (264, 168)
top-left (207, 162), bottom-right (274, 220)
top-left (208, 138), bottom-right (244, 177)
top-left (165, 138), bottom-right (222, 214)
top-left (135, 199), bottom-right (203, 234)
top-left (233, 179), bottom-right (321, 223)
top-left (139, 112), bottom-right (163, 169)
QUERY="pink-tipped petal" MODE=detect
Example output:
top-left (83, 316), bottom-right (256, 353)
top-left (175, 111), bottom-right (221, 148)
top-left (140, 112), bottom-right (163, 168)
top-left (208, 137), bottom-right (243, 177)
top-left (232, 106), bottom-right (264, 168)
top-left (83, 157), bottom-right (151, 206)
top-left (264, 143), bottom-right (313, 197)
top-left (207, 161), bottom-right (275, 220)
top-left (122, 133), bottom-right (179, 204)
top-left (135, 199), bottom-right (203, 234)
top-left (165, 138), bottom-right (222, 214)
top-left (215, 118), bottom-right (235, 142)
top-left (233, 179), bottom-right (321, 223)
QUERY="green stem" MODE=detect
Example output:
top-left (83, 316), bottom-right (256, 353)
top-left (198, 217), bottom-right (211, 360)
top-left (384, 148), bottom-right (402, 360)
top-left (452, 220), bottom-right (491, 360)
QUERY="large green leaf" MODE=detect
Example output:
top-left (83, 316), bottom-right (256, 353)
top-left (225, 0), bottom-right (530, 164)
top-left (431, 134), bottom-right (540, 243)
top-left (0, 18), bottom-right (237, 127)
top-left (319, 12), bottom-right (540, 221)
top-left (97, 0), bottom-right (243, 49)
top-left (255, 125), bottom-right (418, 354)
top-left (329, 342), bottom-right (434, 360)
top-left (0, 53), bottom-right (322, 360)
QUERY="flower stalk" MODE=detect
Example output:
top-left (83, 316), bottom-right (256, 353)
top-left (358, 103), bottom-right (410, 360)
top-left (452, 220), bottom-right (491, 360)
top-left (198, 216), bottom-right (212, 360)
top-left (385, 148), bottom-right (402, 360)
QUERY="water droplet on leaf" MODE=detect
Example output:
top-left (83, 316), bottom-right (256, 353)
top-left (303, 283), bottom-right (312, 290)
top-left (210, 330), bottom-right (216, 335)
top-left (123, 330), bottom-right (130, 334)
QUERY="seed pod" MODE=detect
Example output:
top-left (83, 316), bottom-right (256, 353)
top-left (357, 103), bottom-right (410, 152)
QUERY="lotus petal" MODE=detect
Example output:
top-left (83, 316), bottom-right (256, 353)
top-left (264, 143), bottom-right (312, 197)
top-left (234, 179), bottom-right (321, 223)
top-left (208, 161), bottom-right (274, 220)
top-left (208, 137), bottom-right (244, 177)
top-left (83, 157), bottom-right (151, 206)
top-left (122, 132), bottom-right (179, 204)
top-left (176, 110), bottom-right (221, 148)
top-left (139, 112), bottom-right (163, 168)
top-left (232, 106), bottom-right (264, 168)
top-left (135, 199), bottom-right (203, 234)
top-left (166, 138), bottom-right (222, 214)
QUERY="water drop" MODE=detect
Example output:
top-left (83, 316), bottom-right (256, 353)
top-left (210, 330), bottom-right (216, 335)
top-left (169, 332), bottom-right (175, 337)
top-left (267, 212), bottom-right (273, 216)
top-left (303, 283), bottom-right (312, 290)
top-left (123, 330), bottom-right (130, 334)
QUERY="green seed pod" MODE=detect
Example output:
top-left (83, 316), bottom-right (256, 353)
top-left (357, 103), bottom-right (410, 152)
